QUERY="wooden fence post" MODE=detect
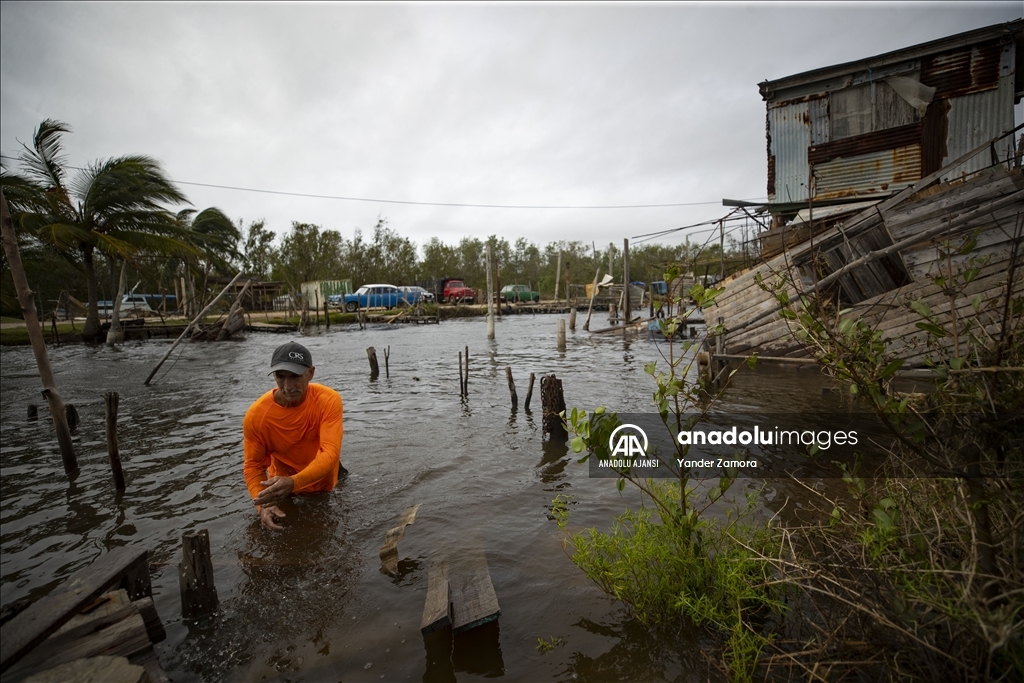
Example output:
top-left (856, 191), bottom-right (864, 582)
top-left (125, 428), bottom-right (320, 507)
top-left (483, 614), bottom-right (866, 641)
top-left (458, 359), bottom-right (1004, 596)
top-left (524, 373), bottom-right (535, 410)
top-left (505, 367), bottom-right (518, 409)
top-left (104, 392), bottom-right (125, 491)
top-left (178, 529), bottom-right (218, 620)
top-left (541, 374), bottom-right (568, 439)
top-left (367, 347), bottom-right (380, 379)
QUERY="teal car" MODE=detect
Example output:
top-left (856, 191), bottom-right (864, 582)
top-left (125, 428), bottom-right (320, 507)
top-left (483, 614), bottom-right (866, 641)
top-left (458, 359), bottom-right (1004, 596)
top-left (500, 284), bottom-right (540, 303)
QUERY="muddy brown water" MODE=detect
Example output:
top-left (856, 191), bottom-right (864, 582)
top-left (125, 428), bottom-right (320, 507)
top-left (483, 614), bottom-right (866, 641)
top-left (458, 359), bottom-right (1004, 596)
top-left (0, 316), bottom-right (900, 682)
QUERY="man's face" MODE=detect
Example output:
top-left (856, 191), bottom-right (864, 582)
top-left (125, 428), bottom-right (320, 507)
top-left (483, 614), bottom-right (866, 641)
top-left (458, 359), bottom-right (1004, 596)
top-left (273, 367), bottom-right (314, 407)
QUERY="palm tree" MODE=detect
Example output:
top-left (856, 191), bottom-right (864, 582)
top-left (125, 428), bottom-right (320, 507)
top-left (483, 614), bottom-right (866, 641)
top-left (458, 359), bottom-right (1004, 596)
top-left (173, 207), bottom-right (241, 315)
top-left (4, 120), bottom-right (192, 340)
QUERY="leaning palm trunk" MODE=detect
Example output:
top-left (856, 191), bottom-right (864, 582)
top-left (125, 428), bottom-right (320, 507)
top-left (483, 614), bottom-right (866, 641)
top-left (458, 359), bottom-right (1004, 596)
top-left (0, 189), bottom-right (78, 477)
top-left (106, 259), bottom-right (128, 346)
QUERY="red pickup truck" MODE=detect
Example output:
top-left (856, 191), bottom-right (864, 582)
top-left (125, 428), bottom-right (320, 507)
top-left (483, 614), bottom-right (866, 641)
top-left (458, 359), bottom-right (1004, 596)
top-left (442, 278), bottom-right (476, 304)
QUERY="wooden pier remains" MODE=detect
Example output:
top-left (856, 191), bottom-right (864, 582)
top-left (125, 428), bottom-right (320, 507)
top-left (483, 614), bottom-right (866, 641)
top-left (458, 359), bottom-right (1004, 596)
top-left (420, 553), bottom-right (500, 635)
top-left (0, 547), bottom-right (168, 683)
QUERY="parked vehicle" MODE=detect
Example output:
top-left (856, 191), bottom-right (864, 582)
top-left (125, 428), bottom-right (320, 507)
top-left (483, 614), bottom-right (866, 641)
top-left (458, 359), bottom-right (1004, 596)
top-left (442, 279), bottom-right (476, 304)
top-left (499, 284), bottom-right (540, 303)
top-left (342, 284), bottom-right (401, 312)
top-left (398, 286), bottom-right (435, 305)
top-left (96, 293), bottom-right (155, 317)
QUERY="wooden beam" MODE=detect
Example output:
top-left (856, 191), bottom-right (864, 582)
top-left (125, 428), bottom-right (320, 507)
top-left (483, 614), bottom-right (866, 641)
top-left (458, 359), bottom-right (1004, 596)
top-left (420, 560), bottom-right (451, 635)
top-left (0, 547), bottom-right (149, 673)
top-left (450, 553), bottom-right (500, 633)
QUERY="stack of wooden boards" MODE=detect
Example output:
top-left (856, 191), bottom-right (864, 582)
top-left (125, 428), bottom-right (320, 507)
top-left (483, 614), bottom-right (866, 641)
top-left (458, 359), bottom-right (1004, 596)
top-left (0, 547), bottom-right (168, 683)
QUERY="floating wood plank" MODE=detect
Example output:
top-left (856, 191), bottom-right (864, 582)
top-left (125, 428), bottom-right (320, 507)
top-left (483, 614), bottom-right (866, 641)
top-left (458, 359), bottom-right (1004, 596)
top-left (420, 560), bottom-right (450, 635)
top-left (5, 607), bottom-right (151, 682)
top-left (450, 553), bottom-right (500, 633)
top-left (0, 547), bottom-right (149, 673)
top-left (379, 505), bottom-right (421, 576)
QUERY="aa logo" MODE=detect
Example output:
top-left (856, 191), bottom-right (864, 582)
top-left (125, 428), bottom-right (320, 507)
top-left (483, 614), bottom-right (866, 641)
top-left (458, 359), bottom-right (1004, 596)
top-left (608, 424), bottom-right (648, 458)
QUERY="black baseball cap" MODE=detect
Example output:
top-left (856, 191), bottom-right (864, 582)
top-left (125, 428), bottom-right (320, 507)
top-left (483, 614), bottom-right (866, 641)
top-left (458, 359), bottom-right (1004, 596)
top-left (269, 341), bottom-right (313, 375)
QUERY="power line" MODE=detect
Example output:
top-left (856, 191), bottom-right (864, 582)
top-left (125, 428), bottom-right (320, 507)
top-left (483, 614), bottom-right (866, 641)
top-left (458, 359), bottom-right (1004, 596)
top-left (1, 154), bottom-right (767, 211)
top-left (172, 179), bottom-right (732, 210)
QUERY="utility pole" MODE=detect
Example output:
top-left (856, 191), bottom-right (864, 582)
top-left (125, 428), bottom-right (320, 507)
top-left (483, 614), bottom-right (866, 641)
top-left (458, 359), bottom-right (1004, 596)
top-left (623, 238), bottom-right (631, 325)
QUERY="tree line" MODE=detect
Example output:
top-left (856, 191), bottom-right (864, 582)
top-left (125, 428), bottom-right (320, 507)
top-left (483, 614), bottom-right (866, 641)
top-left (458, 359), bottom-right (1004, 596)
top-left (2, 119), bottom-right (757, 338)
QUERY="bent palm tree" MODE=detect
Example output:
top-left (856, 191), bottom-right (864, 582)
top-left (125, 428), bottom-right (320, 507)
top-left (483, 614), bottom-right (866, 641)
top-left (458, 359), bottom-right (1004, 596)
top-left (5, 120), bottom-right (192, 340)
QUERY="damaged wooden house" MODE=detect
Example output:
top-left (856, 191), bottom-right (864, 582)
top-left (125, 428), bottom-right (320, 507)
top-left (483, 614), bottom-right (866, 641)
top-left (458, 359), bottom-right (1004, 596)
top-left (713, 19), bottom-right (1023, 366)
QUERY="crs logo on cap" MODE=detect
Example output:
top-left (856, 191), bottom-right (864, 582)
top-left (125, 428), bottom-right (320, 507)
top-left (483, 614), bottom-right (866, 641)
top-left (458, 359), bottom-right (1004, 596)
top-left (289, 351), bottom-right (305, 360)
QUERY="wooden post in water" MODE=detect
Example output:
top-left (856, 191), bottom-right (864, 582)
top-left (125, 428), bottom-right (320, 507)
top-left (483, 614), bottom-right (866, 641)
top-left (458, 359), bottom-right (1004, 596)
top-left (0, 188), bottom-right (78, 477)
top-left (583, 267), bottom-right (599, 332)
top-left (178, 529), bottom-right (219, 620)
top-left (623, 238), bottom-right (631, 325)
top-left (463, 345), bottom-right (469, 395)
top-left (505, 367), bottom-right (518, 409)
top-left (524, 372), bottom-right (535, 410)
top-left (324, 301), bottom-right (330, 329)
top-left (458, 351), bottom-right (465, 397)
top-left (486, 242), bottom-right (495, 340)
top-left (367, 347), bottom-right (380, 379)
top-left (556, 319), bottom-right (566, 352)
top-left (104, 392), bottom-right (125, 491)
top-left (27, 404), bottom-right (38, 421)
top-left (569, 308), bottom-right (577, 331)
top-left (609, 299), bottom-right (617, 325)
top-left (541, 374), bottom-right (568, 440)
top-left (384, 345), bottom-right (390, 379)
top-left (65, 403), bottom-right (79, 432)
top-left (554, 251), bottom-right (562, 302)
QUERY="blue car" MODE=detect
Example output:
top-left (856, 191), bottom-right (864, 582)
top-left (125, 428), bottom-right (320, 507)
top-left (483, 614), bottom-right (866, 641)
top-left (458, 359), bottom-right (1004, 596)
top-left (342, 284), bottom-right (401, 312)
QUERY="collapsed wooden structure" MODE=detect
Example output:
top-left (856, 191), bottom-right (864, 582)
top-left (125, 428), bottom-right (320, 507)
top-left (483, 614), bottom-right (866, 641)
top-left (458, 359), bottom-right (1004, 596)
top-left (0, 547), bottom-right (168, 683)
top-left (710, 20), bottom-right (1024, 366)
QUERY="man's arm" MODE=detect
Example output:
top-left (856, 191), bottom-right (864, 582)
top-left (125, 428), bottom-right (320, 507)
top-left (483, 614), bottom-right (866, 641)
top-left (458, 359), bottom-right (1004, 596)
top-left (243, 407), bottom-right (273, 500)
top-left (289, 388), bottom-right (343, 491)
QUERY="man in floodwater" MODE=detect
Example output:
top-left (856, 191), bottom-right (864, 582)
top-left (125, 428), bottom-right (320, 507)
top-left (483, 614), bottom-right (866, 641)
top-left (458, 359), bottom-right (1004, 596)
top-left (243, 341), bottom-right (344, 530)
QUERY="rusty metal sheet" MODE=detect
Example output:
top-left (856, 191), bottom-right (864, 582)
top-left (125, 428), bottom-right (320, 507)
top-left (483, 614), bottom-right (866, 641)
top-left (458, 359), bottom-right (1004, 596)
top-left (814, 145), bottom-right (922, 200)
top-left (809, 123), bottom-right (921, 166)
top-left (921, 40), bottom-right (1003, 96)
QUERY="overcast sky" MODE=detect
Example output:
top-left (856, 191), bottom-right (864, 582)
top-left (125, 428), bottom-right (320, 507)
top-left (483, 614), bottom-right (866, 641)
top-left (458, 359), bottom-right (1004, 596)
top-left (2, 2), bottom-right (1020, 254)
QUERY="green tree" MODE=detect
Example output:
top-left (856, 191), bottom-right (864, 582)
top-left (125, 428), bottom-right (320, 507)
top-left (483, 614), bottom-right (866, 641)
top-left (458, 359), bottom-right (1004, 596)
top-left (3, 120), bottom-right (190, 340)
top-left (419, 237), bottom-right (460, 282)
top-left (240, 219), bottom-right (278, 280)
top-left (273, 222), bottom-right (344, 290)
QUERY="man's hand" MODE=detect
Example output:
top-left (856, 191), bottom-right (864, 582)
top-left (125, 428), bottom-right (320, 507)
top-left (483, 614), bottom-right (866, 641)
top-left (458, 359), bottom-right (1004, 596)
top-left (254, 475), bottom-right (294, 509)
top-left (258, 505), bottom-right (286, 530)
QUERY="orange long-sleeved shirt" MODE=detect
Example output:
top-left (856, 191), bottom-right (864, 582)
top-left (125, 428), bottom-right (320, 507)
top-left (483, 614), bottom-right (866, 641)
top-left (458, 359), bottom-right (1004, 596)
top-left (243, 383), bottom-right (343, 499)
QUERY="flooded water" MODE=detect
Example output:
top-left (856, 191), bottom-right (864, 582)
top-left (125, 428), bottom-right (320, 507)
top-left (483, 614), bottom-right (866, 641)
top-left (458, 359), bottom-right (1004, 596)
top-left (0, 315), bottom-right (885, 682)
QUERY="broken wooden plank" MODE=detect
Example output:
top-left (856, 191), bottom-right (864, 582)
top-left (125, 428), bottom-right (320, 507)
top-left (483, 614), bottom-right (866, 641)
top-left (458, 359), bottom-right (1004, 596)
top-left (450, 554), bottom-right (500, 633)
top-left (0, 547), bottom-right (149, 673)
top-left (420, 560), bottom-right (451, 635)
top-left (5, 606), bottom-right (151, 682)
top-left (379, 505), bottom-right (421, 576)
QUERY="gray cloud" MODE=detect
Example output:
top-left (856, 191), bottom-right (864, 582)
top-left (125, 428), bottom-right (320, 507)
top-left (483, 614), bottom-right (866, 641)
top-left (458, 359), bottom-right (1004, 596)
top-left (2, 2), bottom-right (1019, 251)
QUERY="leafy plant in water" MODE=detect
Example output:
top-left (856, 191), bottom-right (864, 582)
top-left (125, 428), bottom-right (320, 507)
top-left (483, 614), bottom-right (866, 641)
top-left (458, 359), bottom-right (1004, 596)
top-left (556, 268), bottom-right (784, 682)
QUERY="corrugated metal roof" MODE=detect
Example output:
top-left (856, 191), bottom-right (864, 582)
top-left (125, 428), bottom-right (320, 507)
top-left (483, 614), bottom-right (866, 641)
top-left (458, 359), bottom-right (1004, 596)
top-left (814, 145), bottom-right (921, 200)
